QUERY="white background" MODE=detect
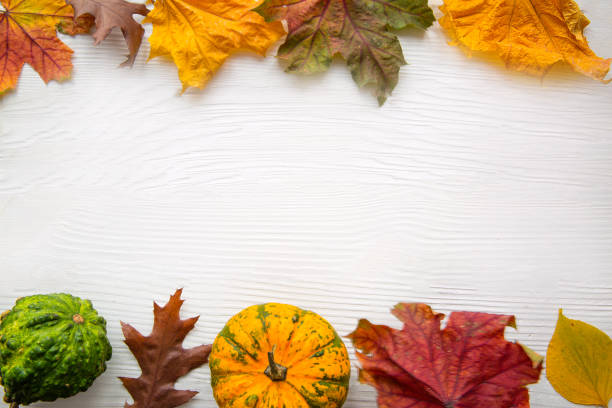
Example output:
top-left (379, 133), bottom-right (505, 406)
top-left (1, 0), bottom-right (611, 406)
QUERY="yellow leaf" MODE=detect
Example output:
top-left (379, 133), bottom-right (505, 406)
top-left (143, 0), bottom-right (285, 92)
top-left (546, 309), bottom-right (612, 407)
top-left (439, 0), bottom-right (611, 81)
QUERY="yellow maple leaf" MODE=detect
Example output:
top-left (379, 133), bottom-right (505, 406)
top-left (546, 309), bottom-right (612, 407)
top-left (439, 0), bottom-right (611, 81)
top-left (144, 0), bottom-right (285, 92)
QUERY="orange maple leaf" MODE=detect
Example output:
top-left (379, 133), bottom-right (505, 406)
top-left (0, 0), bottom-right (93, 95)
top-left (439, 0), bottom-right (611, 81)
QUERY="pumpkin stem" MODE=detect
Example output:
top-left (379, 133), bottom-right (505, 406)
top-left (264, 345), bottom-right (287, 381)
top-left (9, 403), bottom-right (19, 408)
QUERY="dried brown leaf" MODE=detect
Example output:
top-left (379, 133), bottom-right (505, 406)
top-left (119, 289), bottom-right (211, 408)
top-left (66, 0), bottom-right (149, 66)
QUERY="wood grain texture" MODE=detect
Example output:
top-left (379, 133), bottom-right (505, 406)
top-left (0, 0), bottom-right (611, 407)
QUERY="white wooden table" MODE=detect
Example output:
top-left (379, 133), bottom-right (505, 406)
top-left (1, 0), bottom-right (611, 407)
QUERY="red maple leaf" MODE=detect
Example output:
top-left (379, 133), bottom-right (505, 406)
top-left (348, 303), bottom-right (542, 408)
top-left (120, 289), bottom-right (212, 408)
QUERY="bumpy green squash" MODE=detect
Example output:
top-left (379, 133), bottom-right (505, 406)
top-left (0, 293), bottom-right (112, 406)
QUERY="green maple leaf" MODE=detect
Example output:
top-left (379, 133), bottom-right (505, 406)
top-left (255, 0), bottom-right (434, 105)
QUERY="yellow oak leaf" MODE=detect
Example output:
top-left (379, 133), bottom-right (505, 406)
top-left (546, 309), bottom-right (612, 407)
top-left (439, 0), bottom-right (611, 81)
top-left (143, 0), bottom-right (285, 92)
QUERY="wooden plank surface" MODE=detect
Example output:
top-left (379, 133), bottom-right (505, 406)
top-left (1, 0), bottom-right (611, 407)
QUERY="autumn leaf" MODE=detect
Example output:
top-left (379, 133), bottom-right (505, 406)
top-left (0, 0), bottom-right (93, 95)
top-left (546, 309), bottom-right (612, 408)
top-left (65, 0), bottom-right (149, 67)
top-left (143, 0), bottom-right (285, 93)
top-left (439, 0), bottom-right (611, 81)
top-left (255, 0), bottom-right (434, 105)
top-left (348, 303), bottom-right (542, 408)
top-left (120, 289), bottom-right (212, 408)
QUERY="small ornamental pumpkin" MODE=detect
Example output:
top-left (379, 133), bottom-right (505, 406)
top-left (210, 303), bottom-right (351, 408)
top-left (0, 293), bottom-right (112, 407)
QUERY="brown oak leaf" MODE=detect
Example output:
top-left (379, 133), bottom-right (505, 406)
top-left (66, 0), bottom-right (149, 66)
top-left (120, 289), bottom-right (212, 408)
top-left (348, 303), bottom-right (542, 408)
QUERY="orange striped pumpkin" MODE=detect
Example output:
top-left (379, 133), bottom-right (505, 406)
top-left (210, 303), bottom-right (351, 408)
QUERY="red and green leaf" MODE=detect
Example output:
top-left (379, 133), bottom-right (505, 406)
top-left (255, 0), bottom-right (434, 104)
top-left (348, 303), bottom-right (542, 408)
